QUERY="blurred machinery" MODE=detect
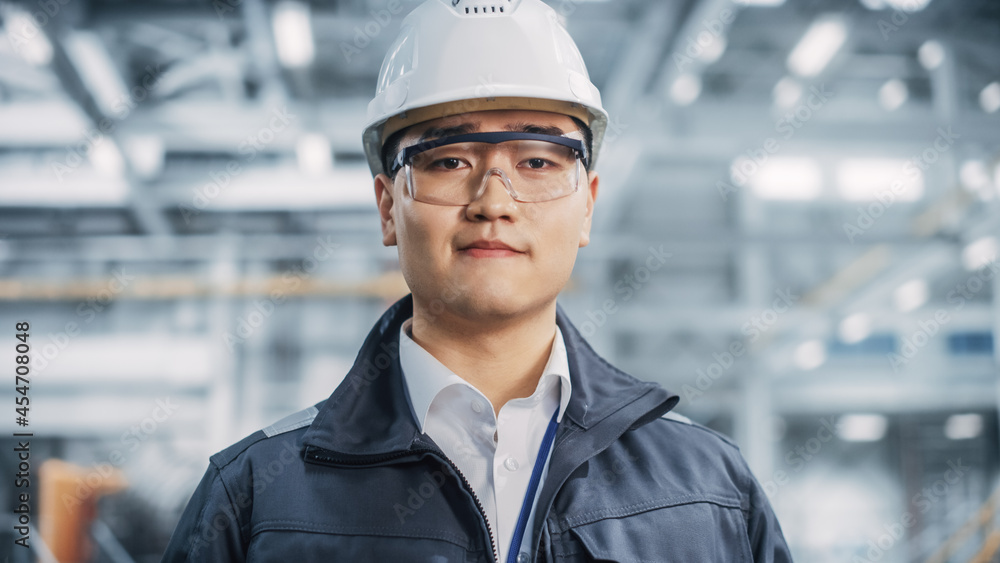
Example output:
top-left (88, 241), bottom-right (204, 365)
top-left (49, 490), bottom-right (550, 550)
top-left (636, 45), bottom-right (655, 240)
top-left (40, 459), bottom-right (127, 563)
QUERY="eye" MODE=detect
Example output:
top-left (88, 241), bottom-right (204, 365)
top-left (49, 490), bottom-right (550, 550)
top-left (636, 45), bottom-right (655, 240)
top-left (525, 158), bottom-right (550, 169)
top-left (433, 157), bottom-right (464, 170)
top-left (415, 155), bottom-right (465, 171)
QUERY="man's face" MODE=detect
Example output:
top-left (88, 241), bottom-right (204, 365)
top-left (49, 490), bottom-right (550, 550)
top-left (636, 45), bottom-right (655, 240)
top-left (373, 109), bottom-right (599, 322)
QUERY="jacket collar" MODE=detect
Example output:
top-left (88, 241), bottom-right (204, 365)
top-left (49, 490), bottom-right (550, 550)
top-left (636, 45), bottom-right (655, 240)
top-left (301, 293), bottom-right (679, 457)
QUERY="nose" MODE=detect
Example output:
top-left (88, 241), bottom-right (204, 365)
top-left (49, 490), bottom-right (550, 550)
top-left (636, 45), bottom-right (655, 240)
top-left (465, 168), bottom-right (518, 222)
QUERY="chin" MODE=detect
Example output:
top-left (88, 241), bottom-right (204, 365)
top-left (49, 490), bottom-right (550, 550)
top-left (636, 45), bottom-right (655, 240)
top-left (410, 270), bottom-right (560, 320)
top-left (463, 287), bottom-right (559, 322)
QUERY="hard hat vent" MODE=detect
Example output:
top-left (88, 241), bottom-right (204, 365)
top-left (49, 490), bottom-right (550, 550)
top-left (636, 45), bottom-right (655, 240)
top-left (447, 0), bottom-right (524, 17)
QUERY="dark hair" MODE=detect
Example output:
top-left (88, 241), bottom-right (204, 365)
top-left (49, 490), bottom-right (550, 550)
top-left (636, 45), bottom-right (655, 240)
top-left (570, 116), bottom-right (594, 170)
top-left (381, 127), bottom-right (409, 179)
top-left (381, 115), bottom-right (595, 178)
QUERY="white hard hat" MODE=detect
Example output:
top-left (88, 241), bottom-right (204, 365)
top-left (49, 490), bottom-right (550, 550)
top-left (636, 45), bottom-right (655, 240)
top-left (362, 0), bottom-right (609, 177)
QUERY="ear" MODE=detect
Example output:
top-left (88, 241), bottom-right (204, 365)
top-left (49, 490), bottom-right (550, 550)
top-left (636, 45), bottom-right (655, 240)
top-left (374, 173), bottom-right (398, 247)
top-left (579, 171), bottom-right (599, 248)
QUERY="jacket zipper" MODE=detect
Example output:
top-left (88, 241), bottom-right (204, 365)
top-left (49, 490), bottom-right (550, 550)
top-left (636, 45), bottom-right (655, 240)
top-left (444, 455), bottom-right (499, 563)
top-left (305, 446), bottom-right (499, 563)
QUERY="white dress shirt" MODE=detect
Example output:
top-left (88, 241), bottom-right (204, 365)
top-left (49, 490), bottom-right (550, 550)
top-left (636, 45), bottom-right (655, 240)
top-left (398, 317), bottom-right (572, 563)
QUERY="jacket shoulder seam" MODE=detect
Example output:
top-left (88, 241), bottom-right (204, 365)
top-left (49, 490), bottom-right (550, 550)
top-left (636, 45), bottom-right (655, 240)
top-left (209, 431), bottom-right (268, 471)
top-left (216, 463), bottom-right (250, 549)
top-left (186, 464), bottom-right (219, 561)
top-left (209, 404), bottom-right (320, 470)
top-left (653, 415), bottom-right (740, 450)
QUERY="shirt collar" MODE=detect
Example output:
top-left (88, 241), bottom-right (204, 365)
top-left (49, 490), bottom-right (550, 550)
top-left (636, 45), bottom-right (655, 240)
top-left (300, 293), bottom-right (678, 458)
top-left (399, 317), bottom-right (573, 433)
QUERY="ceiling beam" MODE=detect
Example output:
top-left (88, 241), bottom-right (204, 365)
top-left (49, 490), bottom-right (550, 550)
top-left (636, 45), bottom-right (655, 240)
top-left (46, 29), bottom-right (173, 235)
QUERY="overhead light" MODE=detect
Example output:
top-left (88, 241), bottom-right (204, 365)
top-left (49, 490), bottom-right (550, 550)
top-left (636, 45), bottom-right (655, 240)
top-left (272, 1), bottom-right (315, 68)
top-left (838, 413), bottom-right (887, 442)
top-left (209, 167), bottom-right (376, 210)
top-left (980, 82), bottom-right (1000, 114)
top-left (741, 157), bottom-right (822, 200)
top-left (885, 0), bottom-right (932, 10)
top-left (838, 313), bottom-right (871, 344)
top-left (794, 340), bottom-right (826, 370)
top-left (0, 177), bottom-right (129, 206)
top-left (960, 159), bottom-right (993, 200)
top-left (124, 135), bottom-right (164, 180)
top-left (698, 36), bottom-right (727, 64)
top-left (28, 336), bottom-right (214, 385)
top-left (773, 77), bottom-right (803, 108)
top-left (878, 79), bottom-right (908, 111)
top-left (917, 40), bottom-right (944, 70)
top-left (736, 0), bottom-right (786, 6)
top-left (670, 73), bottom-right (702, 106)
top-left (2, 5), bottom-right (53, 65)
top-left (894, 279), bottom-right (928, 312)
top-left (89, 141), bottom-right (126, 178)
top-left (296, 133), bottom-right (332, 176)
top-left (961, 236), bottom-right (999, 271)
top-left (960, 160), bottom-right (990, 190)
top-left (62, 31), bottom-right (131, 117)
top-left (944, 414), bottom-right (982, 440)
top-left (787, 16), bottom-right (847, 77)
top-left (863, 0), bottom-right (931, 10)
top-left (835, 158), bottom-right (923, 201)
top-left (0, 158), bottom-right (128, 206)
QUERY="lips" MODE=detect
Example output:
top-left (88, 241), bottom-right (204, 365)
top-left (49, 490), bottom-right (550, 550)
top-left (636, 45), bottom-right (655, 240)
top-left (458, 239), bottom-right (524, 257)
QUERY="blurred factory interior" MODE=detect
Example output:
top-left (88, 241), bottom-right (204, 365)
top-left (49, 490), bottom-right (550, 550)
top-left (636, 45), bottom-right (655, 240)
top-left (0, 0), bottom-right (999, 560)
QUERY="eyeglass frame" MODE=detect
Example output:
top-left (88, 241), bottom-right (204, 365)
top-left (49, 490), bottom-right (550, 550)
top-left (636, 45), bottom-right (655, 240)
top-left (386, 131), bottom-right (591, 205)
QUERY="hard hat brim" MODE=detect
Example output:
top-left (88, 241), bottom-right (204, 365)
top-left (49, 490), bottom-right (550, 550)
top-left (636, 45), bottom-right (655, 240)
top-left (380, 97), bottom-right (596, 143)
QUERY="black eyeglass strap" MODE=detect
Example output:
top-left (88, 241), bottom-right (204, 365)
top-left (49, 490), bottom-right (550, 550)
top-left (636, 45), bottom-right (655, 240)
top-left (389, 131), bottom-right (588, 175)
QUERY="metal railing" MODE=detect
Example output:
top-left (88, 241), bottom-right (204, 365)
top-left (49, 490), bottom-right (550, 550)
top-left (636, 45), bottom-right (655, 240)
top-left (924, 487), bottom-right (1000, 563)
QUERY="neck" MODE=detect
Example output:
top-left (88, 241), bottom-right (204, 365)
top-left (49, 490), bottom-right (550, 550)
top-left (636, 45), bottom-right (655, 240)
top-left (408, 298), bottom-right (558, 416)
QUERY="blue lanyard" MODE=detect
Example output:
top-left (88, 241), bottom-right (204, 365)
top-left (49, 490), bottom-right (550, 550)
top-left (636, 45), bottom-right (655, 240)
top-left (506, 409), bottom-right (560, 563)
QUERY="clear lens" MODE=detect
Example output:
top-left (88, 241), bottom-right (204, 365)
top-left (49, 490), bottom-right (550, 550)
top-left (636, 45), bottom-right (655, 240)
top-left (406, 140), bottom-right (581, 205)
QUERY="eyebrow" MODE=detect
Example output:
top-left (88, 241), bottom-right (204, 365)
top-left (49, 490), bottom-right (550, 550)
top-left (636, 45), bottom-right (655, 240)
top-left (415, 121), bottom-right (567, 143)
top-left (417, 123), bottom-right (479, 143)
top-left (504, 122), bottom-right (567, 136)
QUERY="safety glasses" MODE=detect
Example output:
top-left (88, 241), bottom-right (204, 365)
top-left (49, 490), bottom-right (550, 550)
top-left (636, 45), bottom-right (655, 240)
top-left (389, 131), bottom-right (589, 206)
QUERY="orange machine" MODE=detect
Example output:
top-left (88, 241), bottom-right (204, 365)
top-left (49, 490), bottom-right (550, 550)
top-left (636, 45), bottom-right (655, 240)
top-left (39, 458), bottom-right (128, 563)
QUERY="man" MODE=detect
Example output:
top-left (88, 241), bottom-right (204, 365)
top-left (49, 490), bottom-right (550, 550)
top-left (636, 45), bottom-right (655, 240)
top-left (161, 0), bottom-right (793, 561)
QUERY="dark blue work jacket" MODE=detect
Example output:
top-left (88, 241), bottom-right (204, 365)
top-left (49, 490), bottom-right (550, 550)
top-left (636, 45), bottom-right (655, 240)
top-left (161, 294), bottom-right (793, 562)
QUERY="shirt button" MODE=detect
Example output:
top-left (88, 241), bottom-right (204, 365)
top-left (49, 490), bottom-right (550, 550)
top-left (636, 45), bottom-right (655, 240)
top-left (504, 457), bottom-right (519, 471)
top-left (516, 552), bottom-right (530, 563)
top-left (471, 400), bottom-right (484, 414)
